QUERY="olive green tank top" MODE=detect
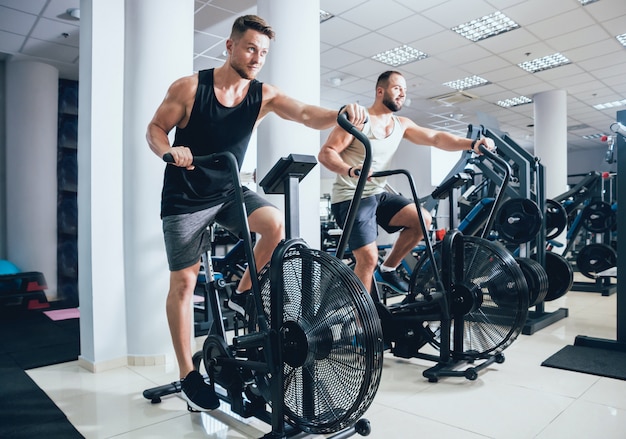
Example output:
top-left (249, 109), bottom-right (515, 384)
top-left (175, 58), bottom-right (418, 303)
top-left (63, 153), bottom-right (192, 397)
top-left (331, 116), bottom-right (404, 204)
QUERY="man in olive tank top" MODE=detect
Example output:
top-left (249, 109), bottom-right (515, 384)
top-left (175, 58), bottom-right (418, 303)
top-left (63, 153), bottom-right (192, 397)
top-left (147, 15), bottom-right (366, 411)
top-left (318, 71), bottom-right (495, 296)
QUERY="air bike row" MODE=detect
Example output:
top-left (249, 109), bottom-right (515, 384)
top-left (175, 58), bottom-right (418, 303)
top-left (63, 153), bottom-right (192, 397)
top-left (142, 114), bottom-right (536, 438)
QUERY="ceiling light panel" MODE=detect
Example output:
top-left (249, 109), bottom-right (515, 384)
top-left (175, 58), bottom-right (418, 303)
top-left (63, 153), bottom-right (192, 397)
top-left (617, 33), bottom-right (626, 47)
top-left (593, 99), bottom-right (626, 110)
top-left (518, 53), bottom-right (571, 73)
top-left (371, 45), bottom-right (428, 67)
top-left (443, 75), bottom-right (490, 90)
top-left (452, 11), bottom-right (520, 42)
top-left (582, 133), bottom-right (606, 139)
top-left (578, 0), bottom-right (599, 5)
top-left (497, 96), bottom-right (533, 108)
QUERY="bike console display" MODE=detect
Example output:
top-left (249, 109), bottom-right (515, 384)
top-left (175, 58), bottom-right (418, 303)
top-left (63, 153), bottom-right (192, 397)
top-left (259, 153), bottom-right (317, 194)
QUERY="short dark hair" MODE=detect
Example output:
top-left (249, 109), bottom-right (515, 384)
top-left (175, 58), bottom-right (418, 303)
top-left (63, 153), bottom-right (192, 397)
top-left (231, 15), bottom-right (275, 40)
top-left (376, 70), bottom-right (403, 89)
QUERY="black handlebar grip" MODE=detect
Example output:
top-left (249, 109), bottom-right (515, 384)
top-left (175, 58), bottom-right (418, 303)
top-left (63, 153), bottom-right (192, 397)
top-left (162, 152), bottom-right (174, 163)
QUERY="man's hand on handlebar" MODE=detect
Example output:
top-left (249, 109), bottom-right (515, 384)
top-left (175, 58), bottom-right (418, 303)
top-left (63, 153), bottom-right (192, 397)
top-left (472, 137), bottom-right (496, 155)
top-left (163, 146), bottom-right (195, 170)
top-left (350, 167), bottom-right (374, 180)
top-left (339, 103), bottom-right (368, 126)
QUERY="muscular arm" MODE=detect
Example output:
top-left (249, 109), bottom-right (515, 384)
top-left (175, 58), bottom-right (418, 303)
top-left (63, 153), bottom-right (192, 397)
top-left (146, 75), bottom-right (197, 168)
top-left (318, 126), bottom-right (360, 177)
top-left (260, 83), bottom-right (365, 130)
top-left (401, 117), bottom-right (493, 153)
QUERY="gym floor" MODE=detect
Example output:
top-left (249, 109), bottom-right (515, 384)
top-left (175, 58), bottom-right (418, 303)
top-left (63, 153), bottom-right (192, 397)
top-left (27, 273), bottom-right (626, 438)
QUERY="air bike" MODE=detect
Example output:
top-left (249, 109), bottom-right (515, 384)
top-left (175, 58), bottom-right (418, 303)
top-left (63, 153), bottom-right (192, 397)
top-left (143, 150), bottom-right (384, 438)
top-left (335, 114), bottom-right (529, 382)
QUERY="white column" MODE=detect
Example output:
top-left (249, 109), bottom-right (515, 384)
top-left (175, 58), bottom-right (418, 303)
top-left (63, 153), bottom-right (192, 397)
top-left (257, 0), bottom-right (322, 247)
top-left (534, 90), bottom-right (568, 246)
top-left (534, 90), bottom-right (568, 198)
top-left (77, 0), bottom-right (127, 369)
top-left (6, 60), bottom-right (58, 299)
top-left (123, 0), bottom-right (194, 360)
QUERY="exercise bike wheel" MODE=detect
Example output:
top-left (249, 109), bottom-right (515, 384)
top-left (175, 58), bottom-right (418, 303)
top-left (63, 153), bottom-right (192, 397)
top-left (410, 235), bottom-right (528, 356)
top-left (257, 244), bottom-right (384, 435)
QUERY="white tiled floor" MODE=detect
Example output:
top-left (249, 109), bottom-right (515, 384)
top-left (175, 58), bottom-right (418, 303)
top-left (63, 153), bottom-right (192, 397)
top-left (28, 278), bottom-right (626, 439)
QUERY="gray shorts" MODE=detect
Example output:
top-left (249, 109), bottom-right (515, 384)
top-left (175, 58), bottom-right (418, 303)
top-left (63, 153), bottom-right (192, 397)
top-left (331, 192), bottom-right (411, 251)
top-left (162, 189), bottom-right (275, 271)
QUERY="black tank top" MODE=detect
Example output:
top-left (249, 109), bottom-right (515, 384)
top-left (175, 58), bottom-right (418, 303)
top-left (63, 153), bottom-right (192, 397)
top-left (161, 69), bottom-right (263, 217)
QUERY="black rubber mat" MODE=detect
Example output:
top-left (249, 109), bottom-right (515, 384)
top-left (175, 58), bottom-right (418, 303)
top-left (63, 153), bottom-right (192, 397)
top-left (0, 308), bottom-right (83, 438)
top-left (0, 309), bottom-right (79, 370)
top-left (542, 344), bottom-right (626, 381)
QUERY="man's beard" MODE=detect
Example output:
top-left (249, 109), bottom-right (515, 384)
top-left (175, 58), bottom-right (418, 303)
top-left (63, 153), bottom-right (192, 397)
top-left (382, 96), bottom-right (402, 112)
top-left (231, 59), bottom-right (256, 80)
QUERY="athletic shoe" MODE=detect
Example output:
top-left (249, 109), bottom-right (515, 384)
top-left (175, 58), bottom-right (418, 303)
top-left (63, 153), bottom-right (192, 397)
top-left (180, 370), bottom-right (220, 411)
top-left (375, 268), bottom-right (409, 293)
top-left (227, 290), bottom-right (250, 317)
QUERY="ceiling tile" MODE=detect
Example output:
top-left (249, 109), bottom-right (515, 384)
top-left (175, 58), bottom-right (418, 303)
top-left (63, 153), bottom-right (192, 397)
top-left (376, 11), bottom-right (446, 43)
top-left (420, 0), bottom-right (494, 29)
top-left (21, 38), bottom-right (78, 63)
top-left (340, 32), bottom-right (401, 57)
top-left (208, 0), bottom-right (255, 13)
top-left (29, 17), bottom-right (79, 47)
top-left (320, 47), bottom-right (363, 70)
top-left (525, 8), bottom-right (596, 41)
top-left (320, 16), bottom-right (369, 46)
top-left (0, 0), bottom-right (46, 15)
top-left (0, 6), bottom-right (37, 35)
top-left (0, 29), bottom-right (24, 52)
top-left (339, 0), bottom-right (414, 31)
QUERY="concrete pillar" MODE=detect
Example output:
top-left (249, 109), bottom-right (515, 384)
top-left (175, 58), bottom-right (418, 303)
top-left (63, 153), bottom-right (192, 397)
top-left (123, 0), bottom-right (194, 361)
top-left (534, 90), bottom-right (568, 198)
top-left (77, 0), bottom-right (127, 369)
top-left (257, 0), bottom-right (322, 247)
top-left (6, 60), bottom-right (58, 298)
top-left (534, 90), bottom-right (568, 245)
top-left (77, 0), bottom-right (194, 371)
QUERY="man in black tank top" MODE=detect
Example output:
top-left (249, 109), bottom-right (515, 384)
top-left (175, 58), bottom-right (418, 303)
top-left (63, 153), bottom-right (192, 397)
top-left (147, 15), bottom-right (366, 411)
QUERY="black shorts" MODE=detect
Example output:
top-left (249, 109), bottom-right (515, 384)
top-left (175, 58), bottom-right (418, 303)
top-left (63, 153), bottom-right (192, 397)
top-left (162, 188), bottom-right (275, 271)
top-left (331, 192), bottom-right (412, 251)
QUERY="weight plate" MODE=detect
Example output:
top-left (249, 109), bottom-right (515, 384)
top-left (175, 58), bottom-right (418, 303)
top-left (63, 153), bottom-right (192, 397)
top-left (545, 199), bottom-right (567, 240)
top-left (531, 252), bottom-right (573, 301)
top-left (496, 198), bottom-right (543, 244)
top-left (576, 243), bottom-right (617, 279)
top-left (515, 257), bottom-right (549, 306)
top-left (580, 201), bottom-right (616, 233)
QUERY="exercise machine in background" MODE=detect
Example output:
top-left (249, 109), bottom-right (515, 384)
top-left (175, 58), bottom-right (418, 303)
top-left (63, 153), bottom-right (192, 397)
top-left (423, 124), bottom-right (571, 335)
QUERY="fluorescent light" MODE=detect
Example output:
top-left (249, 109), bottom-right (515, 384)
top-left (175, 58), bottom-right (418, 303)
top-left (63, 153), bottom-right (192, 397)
top-left (617, 33), bottom-right (626, 47)
top-left (593, 99), bottom-right (626, 110)
top-left (578, 0), bottom-right (599, 5)
top-left (452, 11), bottom-right (520, 42)
top-left (496, 96), bottom-right (533, 108)
top-left (443, 75), bottom-right (490, 90)
top-left (320, 9), bottom-right (334, 23)
top-left (371, 45), bottom-right (428, 67)
top-left (518, 53), bottom-right (570, 73)
top-left (582, 133), bottom-right (606, 139)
